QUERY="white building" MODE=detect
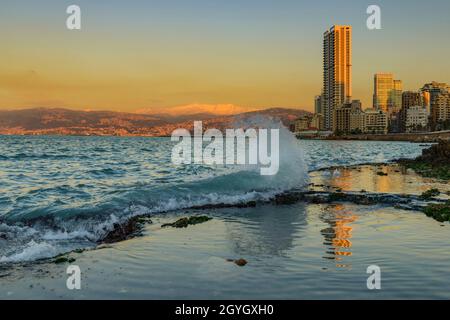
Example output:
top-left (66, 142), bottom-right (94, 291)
top-left (405, 105), bottom-right (429, 132)
top-left (363, 108), bottom-right (388, 134)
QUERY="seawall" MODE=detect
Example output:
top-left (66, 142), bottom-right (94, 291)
top-left (325, 131), bottom-right (450, 142)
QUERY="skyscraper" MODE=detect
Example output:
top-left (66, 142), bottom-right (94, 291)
top-left (314, 95), bottom-right (323, 114)
top-left (373, 73), bottom-right (402, 114)
top-left (322, 25), bottom-right (352, 130)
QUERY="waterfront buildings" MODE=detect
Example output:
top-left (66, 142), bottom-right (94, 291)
top-left (333, 100), bottom-right (361, 134)
top-left (332, 100), bottom-right (388, 135)
top-left (400, 91), bottom-right (424, 132)
top-left (363, 108), bottom-right (388, 134)
top-left (431, 91), bottom-right (450, 130)
top-left (322, 25), bottom-right (352, 130)
top-left (420, 82), bottom-right (450, 130)
top-left (405, 106), bottom-right (430, 132)
top-left (310, 113), bottom-right (325, 131)
top-left (293, 114), bottom-right (324, 132)
top-left (294, 116), bottom-right (312, 132)
top-left (314, 95), bottom-right (323, 114)
top-left (421, 81), bottom-right (450, 111)
top-left (373, 73), bottom-right (403, 114)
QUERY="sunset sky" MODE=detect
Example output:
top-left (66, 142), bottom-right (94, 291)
top-left (1, 0), bottom-right (450, 113)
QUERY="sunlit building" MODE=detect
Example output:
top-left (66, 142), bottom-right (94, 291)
top-left (373, 73), bottom-right (402, 114)
top-left (421, 82), bottom-right (450, 130)
top-left (421, 81), bottom-right (450, 112)
top-left (323, 25), bottom-right (352, 131)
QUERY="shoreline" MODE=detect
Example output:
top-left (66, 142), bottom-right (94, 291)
top-left (1, 162), bottom-right (450, 299)
top-left (1, 161), bottom-right (449, 270)
top-left (322, 130), bottom-right (450, 143)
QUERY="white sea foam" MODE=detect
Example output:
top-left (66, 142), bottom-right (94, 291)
top-left (0, 240), bottom-right (58, 263)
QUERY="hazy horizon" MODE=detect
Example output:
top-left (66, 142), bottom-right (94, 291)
top-left (1, 0), bottom-right (450, 113)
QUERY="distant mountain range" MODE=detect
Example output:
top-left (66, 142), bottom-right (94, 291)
top-left (0, 107), bottom-right (311, 136)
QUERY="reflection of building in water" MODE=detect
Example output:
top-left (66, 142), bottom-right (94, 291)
top-left (320, 204), bottom-right (357, 268)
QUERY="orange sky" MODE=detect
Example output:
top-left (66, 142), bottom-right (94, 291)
top-left (1, 1), bottom-right (449, 114)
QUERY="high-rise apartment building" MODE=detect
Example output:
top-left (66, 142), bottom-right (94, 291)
top-left (322, 25), bottom-right (352, 130)
top-left (373, 73), bottom-right (402, 114)
top-left (421, 81), bottom-right (450, 111)
top-left (399, 91), bottom-right (424, 132)
top-left (431, 92), bottom-right (450, 130)
top-left (314, 95), bottom-right (323, 115)
top-left (421, 82), bottom-right (450, 130)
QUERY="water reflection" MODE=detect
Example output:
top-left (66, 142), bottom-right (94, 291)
top-left (320, 204), bottom-right (357, 269)
top-left (310, 164), bottom-right (450, 197)
top-left (219, 203), bottom-right (307, 257)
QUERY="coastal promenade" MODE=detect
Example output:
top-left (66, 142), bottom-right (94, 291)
top-left (326, 130), bottom-right (450, 142)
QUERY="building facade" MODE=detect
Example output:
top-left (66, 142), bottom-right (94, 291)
top-left (400, 91), bottom-right (424, 132)
top-left (363, 108), bottom-right (388, 134)
top-left (373, 73), bottom-right (402, 114)
top-left (310, 113), bottom-right (325, 131)
top-left (294, 116), bottom-right (312, 132)
top-left (431, 92), bottom-right (450, 130)
top-left (314, 95), bottom-right (323, 115)
top-left (322, 25), bottom-right (352, 131)
top-left (333, 100), bottom-right (361, 134)
top-left (421, 81), bottom-right (450, 112)
top-left (405, 106), bottom-right (429, 132)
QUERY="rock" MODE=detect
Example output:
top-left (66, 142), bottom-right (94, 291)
top-left (136, 217), bottom-right (153, 224)
top-left (53, 256), bottom-right (71, 264)
top-left (419, 140), bottom-right (450, 163)
top-left (162, 216), bottom-right (212, 228)
top-left (420, 188), bottom-right (441, 200)
top-left (328, 192), bottom-right (346, 202)
top-left (354, 195), bottom-right (374, 205)
top-left (399, 141), bottom-right (450, 180)
top-left (236, 201), bottom-right (257, 208)
top-left (234, 259), bottom-right (248, 267)
top-left (423, 201), bottom-right (450, 222)
top-left (274, 193), bottom-right (302, 205)
top-left (100, 216), bottom-right (142, 244)
top-left (377, 171), bottom-right (388, 176)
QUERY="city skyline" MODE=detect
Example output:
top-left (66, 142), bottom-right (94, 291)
top-left (1, 0), bottom-right (450, 113)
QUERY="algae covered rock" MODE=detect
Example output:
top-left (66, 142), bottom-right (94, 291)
top-left (162, 216), bottom-right (212, 228)
top-left (420, 188), bottom-right (441, 200)
top-left (423, 201), bottom-right (450, 222)
top-left (399, 141), bottom-right (450, 180)
top-left (53, 255), bottom-right (76, 264)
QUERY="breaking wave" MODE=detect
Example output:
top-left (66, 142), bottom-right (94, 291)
top-left (0, 118), bottom-right (309, 263)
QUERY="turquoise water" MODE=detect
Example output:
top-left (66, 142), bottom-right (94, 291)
top-left (0, 135), bottom-right (430, 263)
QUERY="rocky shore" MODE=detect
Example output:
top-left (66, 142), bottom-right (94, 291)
top-left (398, 140), bottom-right (450, 180)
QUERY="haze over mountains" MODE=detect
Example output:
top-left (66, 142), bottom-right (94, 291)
top-left (0, 107), bottom-right (310, 136)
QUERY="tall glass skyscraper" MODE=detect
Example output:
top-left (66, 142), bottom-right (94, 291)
top-left (322, 25), bottom-right (352, 131)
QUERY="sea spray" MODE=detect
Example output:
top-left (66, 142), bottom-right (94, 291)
top-left (0, 117), bottom-right (309, 264)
